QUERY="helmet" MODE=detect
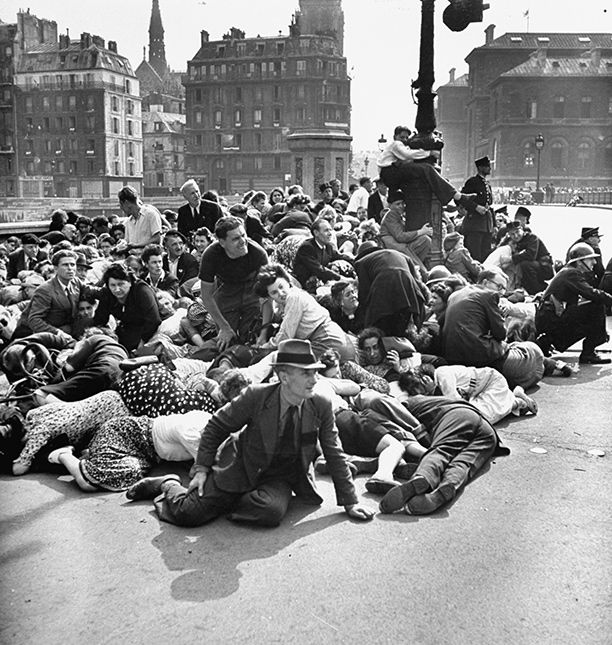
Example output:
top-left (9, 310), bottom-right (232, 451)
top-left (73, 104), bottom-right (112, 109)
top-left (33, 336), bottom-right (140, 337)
top-left (425, 265), bottom-right (452, 286)
top-left (567, 243), bottom-right (598, 264)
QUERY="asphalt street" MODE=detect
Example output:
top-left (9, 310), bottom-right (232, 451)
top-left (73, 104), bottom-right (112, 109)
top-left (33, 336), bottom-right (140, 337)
top-left (1, 339), bottom-right (611, 645)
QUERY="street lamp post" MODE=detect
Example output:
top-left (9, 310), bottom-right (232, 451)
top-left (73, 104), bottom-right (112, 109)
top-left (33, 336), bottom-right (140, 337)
top-left (535, 133), bottom-right (545, 191)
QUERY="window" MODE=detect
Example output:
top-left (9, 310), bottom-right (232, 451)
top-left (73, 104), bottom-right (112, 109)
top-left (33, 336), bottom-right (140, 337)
top-left (235, 133), bottom-right (242, 149)
top-left (87, 139), bottom-right (95, 153)
top-left (577, 142), bottom-right (591, 170)
top-left (237, 43), bottom-right (246, 57)
top-left (297, 85), bottom-right (305, 100)
top-left (254, 157), bottom-right (263, 171)
top-left (297, 60), bottom-right (306, 76)
top-left (127, 121), bottom-right (133, 136)
top-left (296, 107), bottom-right (306, 123)
top-left (114, 161), bottom-right (121, 175)
top-left (25, 97), bottom-right (33, 112)
top-left (114, 140), bottom-right (119, 156)
top-left (70, 139), bottom-right (78, 152)
top-left (69, 95), bottom-right (76, 109)
top-left (214, 110), bottom-right (222, 126)
top-left (196, 134), bottom-right (202, 146)
top-left (125, 80), bottom-right (131, 94)
top-left (235, 108), bottom-right (242, 125)
top-left (217, 45), bottom-right (225, 58)
top-left (608, 97), bottom-right (612, 115)
top-left (26, 160), bottom-right (34, 175)
top-left (256, 43), bottom-right (265, 55)
top-left (213, 87), bottom-right (224, 103)
top-left (43, 161), bottom-right (52, 174)
top-left (112, 117), bottom-right (119, 134)
top-left (57, 160), bottom-right (65, 174)
top-left (551, 141), bottom-right (565, 169)
top-left (55, 117), bottom-right (63, 129)
top-left (70, 160), bottom-right (77, 174)
top-left (111, 96), bottom-right (119, 111)
top-left (254, 87), bottom-right (263, 102)
top-left (527, 99), bottom-right (537, 120)
top-left (127, 100), bottom-right (133, 115)
top-left (235, 158), bottom-right (243, 171)
top-left (128, 162), bottom-right (134, 176)
top-left (68, 116), bottom-right (76, 130)
top-left (276, 42), bottom-right (284, 55)
top-left (273, 107), bottom-right (281, 124)
top-left (255, 133), bottom-right (262, 150)
top-left (215, 134), bottom-right (222, 150)
top-left (581, 96), bottom-right (592, 118)
top-left (274, 85), bottom-right (281, 101)
top-left (254, 108), bottom-right (262, 125)
top-left (553, 96), bottom-right (565, 118)
top-left (523, 141), bottom-right (534, 167)
top-left (87, 95), bottom-right (95, 110)
top-left (235, 87), bottom-right (242, 102)
top-left (215, 159), bottom-right (224, 170)
top-left (128, 142), bottom-right (134, 157)
top-left (605, 142), bottom-right (612, 170)
top-left (86, 115), bottom-right (95, 131)
top-left (43, 96), bottom-right (50, 110)
top-left (155, 121), bottom-right (164, 131)
top-left (273, 155), bottom-right (281, 170)
top-left (44, 139), bottom-right (52, 153)
top-left (44, 117), bottom-right (50, 131)
top-left (87, 159), bottom-right (95, 173)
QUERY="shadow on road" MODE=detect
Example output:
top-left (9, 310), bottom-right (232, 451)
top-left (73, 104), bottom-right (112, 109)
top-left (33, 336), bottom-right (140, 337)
top-left (150, 502), bottom-right (346, 602)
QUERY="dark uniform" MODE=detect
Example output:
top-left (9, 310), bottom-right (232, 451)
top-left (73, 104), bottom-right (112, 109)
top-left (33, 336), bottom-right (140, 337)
top-left (535, 265), bottom-right (612, 359)
top-left (461, 159), bottom-right (494, 262)
top-left (511, 231), bottom-right (553, 294)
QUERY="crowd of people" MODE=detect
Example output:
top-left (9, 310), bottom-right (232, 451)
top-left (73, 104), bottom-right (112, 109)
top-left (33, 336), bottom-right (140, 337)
top-left (0, 124), bottom-right (610, 530)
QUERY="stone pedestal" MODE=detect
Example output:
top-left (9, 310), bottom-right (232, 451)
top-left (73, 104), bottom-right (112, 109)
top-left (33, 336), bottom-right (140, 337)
top-left (286, 131), bottom-right (352, 197)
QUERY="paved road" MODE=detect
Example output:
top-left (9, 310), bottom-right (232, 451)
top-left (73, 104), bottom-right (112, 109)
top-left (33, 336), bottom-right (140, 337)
top-left (1, 340), bottom-right (611, 645)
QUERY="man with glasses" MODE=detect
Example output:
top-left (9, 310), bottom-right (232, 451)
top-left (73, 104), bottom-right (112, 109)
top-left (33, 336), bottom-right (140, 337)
top-left (442, 269), bottom-right (545, 390)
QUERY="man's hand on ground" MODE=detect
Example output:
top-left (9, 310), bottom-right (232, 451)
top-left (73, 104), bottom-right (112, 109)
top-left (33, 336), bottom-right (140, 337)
top-left (345, 504), bottom-right (375, 521)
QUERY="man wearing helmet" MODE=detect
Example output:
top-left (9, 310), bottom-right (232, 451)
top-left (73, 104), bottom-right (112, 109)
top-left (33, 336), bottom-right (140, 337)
top-left (535, 243), bottom-right (612, 365)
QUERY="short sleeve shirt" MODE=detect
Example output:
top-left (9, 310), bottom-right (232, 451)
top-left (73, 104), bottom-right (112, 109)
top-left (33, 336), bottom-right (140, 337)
top-left (199, 240), bottom-right (268, 285)
top-left (124, 204), bottom-right (163, 247)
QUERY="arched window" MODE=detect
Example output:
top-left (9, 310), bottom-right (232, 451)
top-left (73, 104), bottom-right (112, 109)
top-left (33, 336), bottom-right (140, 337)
top-left (604, 142), bottom-right (612, 170)
top-left (551, 141), bottom-right (565, 169)
top-left (577, 142), bottom-right (591, 171)
top-left (580, 96), bottom-right (592, 118)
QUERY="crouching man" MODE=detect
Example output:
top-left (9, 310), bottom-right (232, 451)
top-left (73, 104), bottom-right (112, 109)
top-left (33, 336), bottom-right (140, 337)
top-left (127, 339), bottom-right (374, 527)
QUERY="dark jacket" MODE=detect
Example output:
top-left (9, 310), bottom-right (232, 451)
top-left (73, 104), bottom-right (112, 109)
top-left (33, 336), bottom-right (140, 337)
top-left (163, 252), bottom-right (199, 285)
top-left (7, 248), bottom-right (47, 280)
top-left (442, 285), bottom-right (507, 367)
top-left (93, 280), bottom-right (161, 351)
top-left (293, 238), bottom-right (346, 287)
top-left (195, 383), bottom-right (358, 506)
top-left (461, 175), bottom-right (493, 233)
top-left (177, 200), bottom-right (224, 240)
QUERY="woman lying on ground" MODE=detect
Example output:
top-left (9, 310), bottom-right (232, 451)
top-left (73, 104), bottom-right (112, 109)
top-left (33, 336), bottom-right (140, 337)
top-left (46, 370), bottom-right (252, 493)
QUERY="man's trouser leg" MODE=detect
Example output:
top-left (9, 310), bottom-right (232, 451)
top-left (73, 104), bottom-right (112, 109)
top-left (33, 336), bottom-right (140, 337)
top-left (154, 475), bottom-right (292, 528)
top-left (413, 409), bottom-right (482, 489)
top-left (518, 260), bottom-right (545, 294)
top-left (381, 164), bottom-right (456, 204)
top-left (436, 417), bottom-right (497, 493)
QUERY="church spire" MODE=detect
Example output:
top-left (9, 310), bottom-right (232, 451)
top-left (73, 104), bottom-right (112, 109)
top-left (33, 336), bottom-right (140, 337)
top-left (148, 0), bottom-right (167, 77)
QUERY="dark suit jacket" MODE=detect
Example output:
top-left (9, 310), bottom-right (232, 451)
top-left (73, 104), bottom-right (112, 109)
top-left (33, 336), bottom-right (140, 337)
top-left (19, 276), bottom-right (88, 336)
top-left (461, 174), bottom-right (494, 233)
top-left (292, 237), bottom-right (346, 287)
top-left (163, 252), bottom-right (200, 285)
top-left (7, 249), bottom-right (47, 280)
top-left (367, 191), bottom-right (386, 222)
top-left (177, 200), bottom-right (224, 240)
top-left (195, 383), bottom-right (358, 506)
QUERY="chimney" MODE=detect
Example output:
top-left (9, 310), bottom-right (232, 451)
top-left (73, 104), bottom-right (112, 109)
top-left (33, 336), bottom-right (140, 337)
top-left (59, 34), bottom-right (70, 49)
top-left (201, 30), bottom-right (209, 45)
top-left (80, 32), bottom-right (92, 49)
top-left (485, 24), bottom-right (495, 45)
top-left (590, 48), bottom-right (601, 68)
top-left (449, 67), bottom-right (456, 83)
top-left (92, 35), bottom-right (105, 49)
top-left (536, 48), bottom-right (547, 66)
top-left (108, 40), bottom-right (117, 53)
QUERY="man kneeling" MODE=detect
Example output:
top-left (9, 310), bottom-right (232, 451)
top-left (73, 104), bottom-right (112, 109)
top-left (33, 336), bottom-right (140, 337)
top-left (127, 339), bottom-right (374, 527)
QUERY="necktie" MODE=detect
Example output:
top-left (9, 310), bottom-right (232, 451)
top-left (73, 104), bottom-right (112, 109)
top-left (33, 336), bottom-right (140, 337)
top-left (284, 405), bottom-right (298, 441)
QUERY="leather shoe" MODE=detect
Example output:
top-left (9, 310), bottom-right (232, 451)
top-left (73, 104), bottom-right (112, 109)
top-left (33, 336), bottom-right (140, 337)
top-left (405, 482), bottom-right (456, 515)
top-left (126, 474), bottom-right (181, 500)
top-left (578, 352), bottom-right (611, 365)
top-left (379, 475), bottom-right (430, 514)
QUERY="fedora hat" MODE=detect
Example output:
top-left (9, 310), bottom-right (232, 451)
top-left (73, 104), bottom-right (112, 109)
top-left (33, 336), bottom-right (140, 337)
top-left (75, 252), bottom-right (92, 269)
top-left (271, 339), bottom-right (325, 369)
top-left (581, 227), bottom-right (602, 239)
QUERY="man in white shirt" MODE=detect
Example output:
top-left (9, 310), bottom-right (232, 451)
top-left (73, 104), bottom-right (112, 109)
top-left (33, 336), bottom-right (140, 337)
top-left (118, 185), bottom-right (163, 251)
top-left (378, 125), bottom-right (486, 216)
top-left (346, 177), bottom-right (372, 215)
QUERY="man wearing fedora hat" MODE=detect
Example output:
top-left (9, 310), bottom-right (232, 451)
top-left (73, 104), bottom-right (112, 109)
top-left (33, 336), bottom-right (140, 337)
top-left (536, 243), bottom-right (612, 364)
top-left (127, 339), bottom-right (374, 527)
top-left (6, 234), bottom-right (47, 281)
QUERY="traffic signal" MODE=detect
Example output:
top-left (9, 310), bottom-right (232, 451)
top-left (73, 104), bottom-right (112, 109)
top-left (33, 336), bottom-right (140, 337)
top-left (443, 0), bottom-right (490, 32)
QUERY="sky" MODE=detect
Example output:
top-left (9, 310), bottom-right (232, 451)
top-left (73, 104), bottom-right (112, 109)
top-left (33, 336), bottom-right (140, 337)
top-left (2, 0), bottom-right (610, 150)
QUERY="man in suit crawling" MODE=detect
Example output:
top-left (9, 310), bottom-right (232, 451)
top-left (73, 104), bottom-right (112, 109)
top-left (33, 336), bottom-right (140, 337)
top-left (127, 339), bottom-right (374, 527)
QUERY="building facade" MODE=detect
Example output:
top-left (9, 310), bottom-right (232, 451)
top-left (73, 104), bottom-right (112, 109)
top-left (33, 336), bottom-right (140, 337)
top-left (437, 27), bottom-right (612, 188)
top-left (142, 107), bottom-right (186, 195)
top-left (183, 0), bottom-right (351, 197)
top-left (4, 10), bottom-right (143, 198)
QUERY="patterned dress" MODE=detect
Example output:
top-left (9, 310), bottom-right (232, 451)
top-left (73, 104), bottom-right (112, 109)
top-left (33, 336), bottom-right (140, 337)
top-left (116, 364), bottom-right (217, 417)
top-left (14, 390), bottom-right (130, 474)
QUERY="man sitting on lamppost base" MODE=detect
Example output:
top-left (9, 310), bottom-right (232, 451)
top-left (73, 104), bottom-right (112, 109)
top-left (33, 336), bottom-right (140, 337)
top-left (377, 125), bottom-right (486, 217)
top-left (126, 339), bottom-right (375, 528)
